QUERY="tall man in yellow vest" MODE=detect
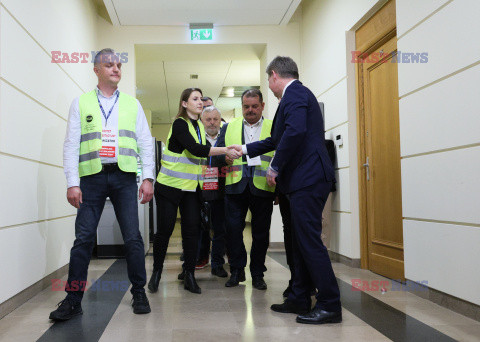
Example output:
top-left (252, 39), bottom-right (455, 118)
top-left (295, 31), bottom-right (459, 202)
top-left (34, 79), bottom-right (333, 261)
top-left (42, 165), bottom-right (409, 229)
top-left (218, 89), bottom-right (275, 289)
top-left (49, 49), bottom-right (154, 321)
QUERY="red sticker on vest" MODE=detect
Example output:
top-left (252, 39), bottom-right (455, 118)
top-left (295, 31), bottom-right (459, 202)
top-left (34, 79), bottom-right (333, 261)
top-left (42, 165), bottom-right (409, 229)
top-left (99, 146), bottom-right (115, 158)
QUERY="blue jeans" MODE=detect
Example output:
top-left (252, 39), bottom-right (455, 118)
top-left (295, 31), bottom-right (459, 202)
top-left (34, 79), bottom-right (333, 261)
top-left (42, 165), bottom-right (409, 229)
top-left (66, 169), bottom-right (146, 303)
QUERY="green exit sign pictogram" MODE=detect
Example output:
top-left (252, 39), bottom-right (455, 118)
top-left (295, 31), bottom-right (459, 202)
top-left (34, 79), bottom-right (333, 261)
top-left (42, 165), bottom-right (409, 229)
top-left (191, 29), bottom-right (213, 41)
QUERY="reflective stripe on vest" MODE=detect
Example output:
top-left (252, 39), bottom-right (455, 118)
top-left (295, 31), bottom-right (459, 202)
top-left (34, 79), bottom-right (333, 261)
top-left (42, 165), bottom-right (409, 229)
top-left (78, 90), bottom-right (139, 177)
top-left (156, 117), bottom-right (206, 191)
top-left (224, 117), bottom-right (275, 193)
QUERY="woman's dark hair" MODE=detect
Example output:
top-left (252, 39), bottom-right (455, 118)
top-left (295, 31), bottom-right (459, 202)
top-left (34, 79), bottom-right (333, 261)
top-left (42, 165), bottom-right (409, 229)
top-left (176, 88), bottom-right (203, 119)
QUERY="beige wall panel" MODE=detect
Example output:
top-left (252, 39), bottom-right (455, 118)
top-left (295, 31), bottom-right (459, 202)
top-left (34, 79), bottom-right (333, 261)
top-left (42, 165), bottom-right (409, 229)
top-left (0, 155), bottom-right (75, 228)
top-left (397, 0), bottom-right (480, 96)
top-left (399, 64), bottom-right (480, 157)
top-left (0, 80), bottom-right (66, 166)
top-left (404, 219), bottom-right (480, 306)
top-left (0, 0), bottom-right (98, 91)
top-left (0, 7), bottom-right (84, 120)
top-left (0, 216), bottom-right (75, 304)
top-left (396, 0), bottom-right (450, 37)
top-left (401, 147), bottom-right (480, 223)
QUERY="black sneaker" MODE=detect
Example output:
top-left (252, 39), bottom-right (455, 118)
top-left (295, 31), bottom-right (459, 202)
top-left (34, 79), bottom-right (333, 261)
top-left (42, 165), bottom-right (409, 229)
top-left (132, 292), bottom-right (151, 314)
top-left (49, 298), bottom-right (83, 321)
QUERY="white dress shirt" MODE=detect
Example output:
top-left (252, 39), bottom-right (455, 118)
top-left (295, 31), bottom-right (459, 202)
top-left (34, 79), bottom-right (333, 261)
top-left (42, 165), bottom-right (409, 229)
top-left (243, 117), bottom-right (263, 144)
top-left (63, 87), bottom-right (155, 188)
top-left (205, 132), bottom-right (219, 147)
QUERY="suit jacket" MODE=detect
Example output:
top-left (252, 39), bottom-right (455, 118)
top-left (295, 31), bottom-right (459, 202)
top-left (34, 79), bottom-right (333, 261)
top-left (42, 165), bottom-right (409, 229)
top-left (247, 80), bottom-right (335, 194)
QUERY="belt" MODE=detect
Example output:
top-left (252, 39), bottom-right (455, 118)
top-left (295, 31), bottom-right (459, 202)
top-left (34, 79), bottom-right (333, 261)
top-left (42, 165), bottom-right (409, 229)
top-left (101, 163), bottom-right (119, 172)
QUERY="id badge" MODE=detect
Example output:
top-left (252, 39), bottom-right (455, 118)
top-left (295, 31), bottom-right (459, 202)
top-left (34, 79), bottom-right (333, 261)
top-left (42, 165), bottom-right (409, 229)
top-left (247, 156), bottom-right (261, 166)
top-left (202, 167), bottom-right (219, 191)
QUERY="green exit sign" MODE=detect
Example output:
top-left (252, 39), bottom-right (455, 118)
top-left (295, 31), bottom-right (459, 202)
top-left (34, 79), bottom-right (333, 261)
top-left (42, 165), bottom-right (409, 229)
top-left (191, 29), bottom-right (213, 41)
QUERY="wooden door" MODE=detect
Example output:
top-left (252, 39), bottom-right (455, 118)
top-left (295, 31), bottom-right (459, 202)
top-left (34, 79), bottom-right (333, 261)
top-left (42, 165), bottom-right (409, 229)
top-left (356, 0), bottom-right (405, 280)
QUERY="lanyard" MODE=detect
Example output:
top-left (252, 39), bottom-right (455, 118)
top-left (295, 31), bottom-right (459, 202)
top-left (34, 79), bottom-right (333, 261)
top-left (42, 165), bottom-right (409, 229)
top-left (195, 126), bottom-right (202, 144)
top-left (97, 92), bottom-right (119, 126)
top-left (209, 138), bottom-right (218, 167)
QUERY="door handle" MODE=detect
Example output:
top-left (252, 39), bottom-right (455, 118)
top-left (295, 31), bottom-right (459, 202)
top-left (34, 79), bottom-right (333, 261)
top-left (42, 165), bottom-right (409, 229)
top-left (363, 157), bottom-right (370, 181)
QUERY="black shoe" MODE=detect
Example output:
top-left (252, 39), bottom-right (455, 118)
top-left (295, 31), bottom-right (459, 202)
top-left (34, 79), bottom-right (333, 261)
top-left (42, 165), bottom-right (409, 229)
top-left (271, 300), bottom-right (310, 315)
top-left (178, 269), bottom-right (186, 280)
top-left (132, 292), bottom-right (151, 314)
top-left (252, 276), bottom-right (267, 290)
top-left (211, 266), bottom-right (228, 278)
top-left (49, 298), bottom-right (83, 321)
top-left (296, 308), bottom-right (342, 324)
top-left (148, 269), bottom-right (161, 293)
top-left (184, 271), bottom-right (201, 294)
top-left (283, 285), bottom-right (292, 298)
top-left (225, 269), bottom-right (246, 287)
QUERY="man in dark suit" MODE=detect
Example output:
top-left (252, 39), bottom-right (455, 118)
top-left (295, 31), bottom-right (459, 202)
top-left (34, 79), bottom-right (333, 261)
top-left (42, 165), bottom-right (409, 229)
top-left (231, 56), bottom-right (342, 324)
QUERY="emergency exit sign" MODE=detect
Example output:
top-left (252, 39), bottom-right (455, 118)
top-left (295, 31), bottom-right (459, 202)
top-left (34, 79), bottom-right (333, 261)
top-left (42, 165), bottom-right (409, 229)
top-left (191, 29), bottom-right (213, 41)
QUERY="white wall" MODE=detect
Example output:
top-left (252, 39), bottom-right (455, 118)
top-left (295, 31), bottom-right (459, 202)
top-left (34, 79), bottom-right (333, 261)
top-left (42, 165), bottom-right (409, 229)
top-left (397, 0), bottom-right (480, 306)
top-left (0, 0), bottom-right (99, 304)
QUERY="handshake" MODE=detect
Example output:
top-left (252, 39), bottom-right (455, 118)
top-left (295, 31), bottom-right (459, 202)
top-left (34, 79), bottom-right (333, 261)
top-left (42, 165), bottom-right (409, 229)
top-left (225, 144), bottom-right (243, 164)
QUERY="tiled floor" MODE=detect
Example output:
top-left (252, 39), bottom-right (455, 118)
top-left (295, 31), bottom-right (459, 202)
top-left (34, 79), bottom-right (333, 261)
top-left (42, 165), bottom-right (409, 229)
top-left (0, 225), bottom-right (479, 342)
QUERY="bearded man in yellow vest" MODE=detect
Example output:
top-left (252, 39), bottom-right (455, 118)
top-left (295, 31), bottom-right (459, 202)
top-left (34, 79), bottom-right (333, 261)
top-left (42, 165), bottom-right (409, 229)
top-left (217, 89), bottom-right (276, 290)
top-left (49, 49), bottom-right (154, 321)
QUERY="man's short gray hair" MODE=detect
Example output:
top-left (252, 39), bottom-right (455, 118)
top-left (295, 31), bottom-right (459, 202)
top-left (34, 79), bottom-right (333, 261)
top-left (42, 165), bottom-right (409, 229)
top-left (266, 56), bottom-right (299, 79)
top-left (201, 105), bottom-right (221, 118)
top-left (94, 48), bottom-right (119, 66)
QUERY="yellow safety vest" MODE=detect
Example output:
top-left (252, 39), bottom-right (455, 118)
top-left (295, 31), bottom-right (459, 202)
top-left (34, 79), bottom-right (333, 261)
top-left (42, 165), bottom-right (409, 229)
top-left (78, 90), bottom-right (138, 177)
top-left (224, 117), bottom-right (275, 193)
top-left (156, 117), bottom-right (206, 191)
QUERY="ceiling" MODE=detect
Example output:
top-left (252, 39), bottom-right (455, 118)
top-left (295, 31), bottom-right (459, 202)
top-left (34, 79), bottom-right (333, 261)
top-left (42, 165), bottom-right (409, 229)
top-left (101, 0), bottom-right (302, 125)
top-left (102, 0), bottom-right (301, 26)
top-left (135, 44), bottom-right (265, 124)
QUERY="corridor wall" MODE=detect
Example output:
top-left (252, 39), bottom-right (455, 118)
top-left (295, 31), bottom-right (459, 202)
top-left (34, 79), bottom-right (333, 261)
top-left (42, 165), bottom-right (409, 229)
top-left (0, 0), bottom-right (99, 305)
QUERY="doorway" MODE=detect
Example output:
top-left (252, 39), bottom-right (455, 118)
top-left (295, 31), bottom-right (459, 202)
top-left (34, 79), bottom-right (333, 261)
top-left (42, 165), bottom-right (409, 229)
top-left (356, 0), bottom-right (404, 280)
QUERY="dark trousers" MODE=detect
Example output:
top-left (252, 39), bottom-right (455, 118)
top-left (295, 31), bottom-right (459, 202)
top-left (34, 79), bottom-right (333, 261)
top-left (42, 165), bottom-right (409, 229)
top-left (209, 199), bottom-right (226, 268)
top-left (153, 188), bottom-right (201, 272)
top-left (66, 170), bottom-right (146, 302)
top-left (278, 192), bottom-right (294, 285)
top-left (287, 181), bottom-right (341, 312)
top-left (197, 226), bottom-right (210, 262)
top-left (225, 187), bottom-right (273, 278)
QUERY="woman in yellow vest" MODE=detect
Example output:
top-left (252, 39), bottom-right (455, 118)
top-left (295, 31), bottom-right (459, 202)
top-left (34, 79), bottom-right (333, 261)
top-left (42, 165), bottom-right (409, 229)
top-left (148, 88), bottom-right (239, 294)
